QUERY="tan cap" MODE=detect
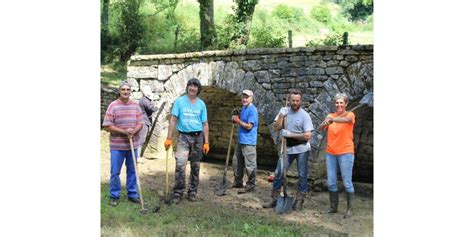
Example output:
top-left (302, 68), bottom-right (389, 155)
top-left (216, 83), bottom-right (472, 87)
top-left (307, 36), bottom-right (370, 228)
top-left (242, 89), bottom-right (253, 97)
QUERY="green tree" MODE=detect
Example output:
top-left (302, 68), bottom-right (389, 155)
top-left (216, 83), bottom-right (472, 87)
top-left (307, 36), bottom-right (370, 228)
top-left (341, 0), bottom-right (373, 21)
top-left (230, 0), bottom-right (259, 46)
top-left (198, 0), bottom-right (217, 49)
top-left (116, 0), bottom-right (145, 62)
top-left (101, 0), bottom-right (111, 62)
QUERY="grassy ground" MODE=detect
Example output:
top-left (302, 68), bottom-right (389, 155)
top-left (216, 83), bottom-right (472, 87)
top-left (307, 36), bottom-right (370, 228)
top-left (100, 184), bottom-right (346, 237)
top-left (100, 131), bottom-right (351, 236)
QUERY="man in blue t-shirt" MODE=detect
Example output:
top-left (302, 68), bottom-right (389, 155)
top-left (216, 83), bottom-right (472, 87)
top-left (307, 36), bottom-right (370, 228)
top-left (164, 78), bottom-right (210, 204)
top-left (231, 89), bottom-right (259, 194)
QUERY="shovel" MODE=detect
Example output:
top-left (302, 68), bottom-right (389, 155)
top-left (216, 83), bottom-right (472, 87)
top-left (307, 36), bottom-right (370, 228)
top-left (128, 137), bottom-right (147, 213)
top-left (214, 123), bottom-right (235, 196)
top-left (275, 98), bottom-right (295, 214)
top-left (275, 135), bottom-right (295, 214)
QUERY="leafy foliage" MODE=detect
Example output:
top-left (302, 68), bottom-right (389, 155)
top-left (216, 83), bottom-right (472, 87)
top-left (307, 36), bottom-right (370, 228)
top-left (341, 0), bottom-right (373, 21)
top-left (310, 4), bottom-right (332, 24)
top-left (272, 4), bottom-right (305, 23)
top-left (115, 0), bottom-right (145, 62)
top-left (248, 25), bottom-right (286, 48)
top-left (306, 32), bottom-right (344, 46)
top-left (229, 0), bottom-right (259, 46)
top-left (100, 0), bottom-right (373, 65)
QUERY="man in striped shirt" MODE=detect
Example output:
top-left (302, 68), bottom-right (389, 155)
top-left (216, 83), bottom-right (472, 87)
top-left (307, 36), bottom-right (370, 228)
top-left (103, 81), bottom-right (144, 207)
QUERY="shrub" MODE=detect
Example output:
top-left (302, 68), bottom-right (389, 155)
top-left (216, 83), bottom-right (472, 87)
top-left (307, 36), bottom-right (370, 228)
top-left (271, 4), bottom-right (304, 23)
top-left (248, 25), bottom-right (286, 48)
top-left (306, 33), bottom-right (343, 46)
top-left (310, 4), bottom-right (332, 24)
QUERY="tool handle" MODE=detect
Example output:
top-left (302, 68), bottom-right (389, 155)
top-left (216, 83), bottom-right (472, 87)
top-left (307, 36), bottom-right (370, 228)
top-left (165, 148), bottom-right (169, 195)
top-left (129, 137), bottom-right (145, 211)
top-left (222, 123), bottom-right (235, 181)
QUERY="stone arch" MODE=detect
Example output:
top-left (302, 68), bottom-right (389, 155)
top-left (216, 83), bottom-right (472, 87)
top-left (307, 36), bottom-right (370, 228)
top-left (122, 46), bottom-right (374, 181)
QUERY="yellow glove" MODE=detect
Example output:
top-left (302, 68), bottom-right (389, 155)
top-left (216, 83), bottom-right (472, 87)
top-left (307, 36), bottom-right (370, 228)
top-left (202, 143), bottom-right (210, 154)
top-left (164, 139), bottom-right (173, 150)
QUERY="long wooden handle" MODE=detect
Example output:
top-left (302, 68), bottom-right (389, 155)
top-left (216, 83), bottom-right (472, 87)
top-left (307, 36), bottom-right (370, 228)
top-left (129, 137), bottom-right (145, 210)
top-left (223, 123), bottom-right (235, 179)
top-left (165, 148), bottom-right (169, 195)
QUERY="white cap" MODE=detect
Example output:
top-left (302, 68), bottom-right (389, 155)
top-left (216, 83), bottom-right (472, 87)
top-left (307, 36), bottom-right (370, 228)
top-left (242, 89), bottom-right (253, 97)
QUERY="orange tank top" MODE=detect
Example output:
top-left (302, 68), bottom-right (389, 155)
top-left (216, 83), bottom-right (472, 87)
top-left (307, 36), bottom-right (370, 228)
top-left (326, 112), bottom-right (355, 155)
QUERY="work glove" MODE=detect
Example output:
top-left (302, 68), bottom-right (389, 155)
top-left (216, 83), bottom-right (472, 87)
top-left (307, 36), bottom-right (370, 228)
top-left (281, 129), bottom-right (293, 138)
top-left (279, 107), bottom-right (288, 117)
top-left (231, 115), bottom-right (240, 124)
top-left (203, 143), bottom-right (210, 154)
top-left (164, 139), bottom-right (173, 150)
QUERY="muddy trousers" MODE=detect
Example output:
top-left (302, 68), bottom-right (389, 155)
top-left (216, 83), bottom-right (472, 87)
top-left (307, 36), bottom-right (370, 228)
top-left (173, 133), bottom-right (203, 197)
top-left (173, 160), bottom-right (200, 196)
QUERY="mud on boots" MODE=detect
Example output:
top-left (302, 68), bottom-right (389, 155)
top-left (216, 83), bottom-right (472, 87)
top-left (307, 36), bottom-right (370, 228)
top-left (292, 192), bottom-right (306, 211)
top-left (343, 192), bottom-right (354, 218)
top-left (262, 189), bottom-right (280, 208)
top-left (325, 191), bottom-right (339, 213)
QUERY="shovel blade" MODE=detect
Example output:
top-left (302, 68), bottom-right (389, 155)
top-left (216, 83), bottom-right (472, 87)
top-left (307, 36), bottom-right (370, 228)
top-left (275, 196), bottom-right (295, 214)
top-left (214, 182), bottom-right (227, 196)
top-left (359, 92), bottom-right (373, 107)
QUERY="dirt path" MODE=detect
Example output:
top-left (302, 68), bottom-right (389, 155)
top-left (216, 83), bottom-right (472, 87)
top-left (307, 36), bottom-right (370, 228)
top-left (101, 131), bottom-right (373, 236)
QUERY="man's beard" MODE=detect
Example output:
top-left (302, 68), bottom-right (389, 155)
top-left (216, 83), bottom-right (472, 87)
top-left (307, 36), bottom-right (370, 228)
top-left (291, 104), bottom-right (300, 111)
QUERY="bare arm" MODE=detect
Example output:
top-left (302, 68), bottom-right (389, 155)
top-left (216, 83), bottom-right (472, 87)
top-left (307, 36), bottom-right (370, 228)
top-left (286, 131), bottom-right (312, 141)
top-left (331, 116), bottom-right (353, 123)
top-left (203, 121), bottom-right (209, 144)
top-left (319, 113), bottom-right (353, 131)
top-left (166, 115), bottom-right (178, 139)
top-left (319, 116), bottom-right (331, 131)
top-left (273, 115), bottom-right (284, 131)
top-left (105, 125), bottom-right (127, 135)
top-left (236, 119), bottom-right (253, 130)
top-left (105, 123), bottom-right (142, 137)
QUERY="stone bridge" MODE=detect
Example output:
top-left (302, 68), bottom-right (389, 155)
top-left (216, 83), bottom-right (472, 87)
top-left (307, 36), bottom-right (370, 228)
top-left (102, 45), bottom-right (373, 182)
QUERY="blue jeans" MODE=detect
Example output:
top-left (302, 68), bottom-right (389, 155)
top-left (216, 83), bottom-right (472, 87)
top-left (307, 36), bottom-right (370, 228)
top-left (110, 149), bottom-right (139, 199)
top-left (272, 151), bottom-right (309, 194)
top-left (326, 153), bottom-right (355, 193)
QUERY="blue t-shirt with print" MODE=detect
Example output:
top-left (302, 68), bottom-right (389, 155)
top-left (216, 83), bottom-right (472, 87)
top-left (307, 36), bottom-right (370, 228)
top-left (171, 95), bottom-right (207, 132)
top-left (238, 103), bottom-right (258, 145)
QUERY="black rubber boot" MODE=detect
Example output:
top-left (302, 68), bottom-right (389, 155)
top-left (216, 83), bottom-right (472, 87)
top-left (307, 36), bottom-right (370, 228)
top-left (262, 189), bottom-right (280, 208)
top-left (325, 191), bottom-right (339, 213)
top-left (343, 192), bottom-right (354, 219)
top-left (292, 192), bottom-right (306, 211)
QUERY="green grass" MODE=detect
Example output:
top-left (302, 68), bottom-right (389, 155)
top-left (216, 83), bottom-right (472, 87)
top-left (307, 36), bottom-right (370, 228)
top-left (101, 183), bottom-right (344, 237)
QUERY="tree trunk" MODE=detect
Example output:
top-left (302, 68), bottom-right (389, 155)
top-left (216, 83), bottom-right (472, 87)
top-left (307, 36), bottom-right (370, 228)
top-left (101, 0), bottom-right (110, 34)
top-left (198, 0), bottom-right (216, 50)
top-left (232, 0), bottom-right (258, 46)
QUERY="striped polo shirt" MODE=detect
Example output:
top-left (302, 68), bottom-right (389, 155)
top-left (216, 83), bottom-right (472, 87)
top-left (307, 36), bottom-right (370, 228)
top-left (103, 99), bottom-right (144, 150)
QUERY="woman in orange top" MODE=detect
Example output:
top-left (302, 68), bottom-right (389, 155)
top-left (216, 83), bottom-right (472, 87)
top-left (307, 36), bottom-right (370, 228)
top-left (319, 93), bottom-right (355, 219)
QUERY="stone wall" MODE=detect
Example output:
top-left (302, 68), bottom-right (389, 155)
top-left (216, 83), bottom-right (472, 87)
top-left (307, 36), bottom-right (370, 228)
top-left (118, 45), bottom-right (373, 181)
top-left (199, 87), bottom-right (278, 167)
top-left (101, 86), bottom-right (118, 125)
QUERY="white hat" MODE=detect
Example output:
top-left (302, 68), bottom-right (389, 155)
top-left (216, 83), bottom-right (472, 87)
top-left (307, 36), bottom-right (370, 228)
top-left (242, 89), bottom-right (253, 97)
